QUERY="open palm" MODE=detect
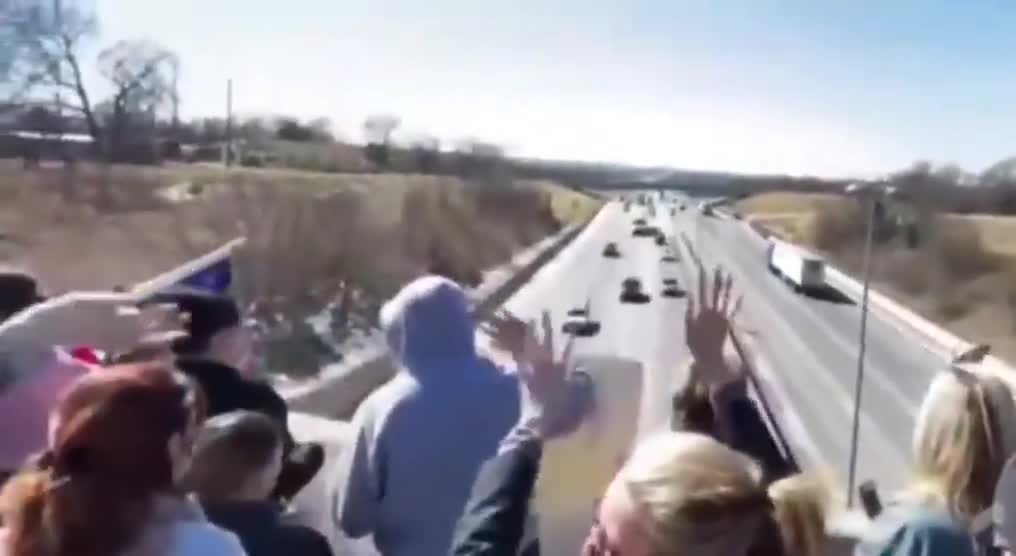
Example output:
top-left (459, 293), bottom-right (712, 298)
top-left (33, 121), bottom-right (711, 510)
top-left (685, 265), bottom-right (743, 385)
top-left (484, 309), bottom-right (575, 432)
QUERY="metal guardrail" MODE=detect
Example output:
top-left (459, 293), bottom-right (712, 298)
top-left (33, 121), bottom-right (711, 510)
top-left (677, 231), bottom-right (801, 475)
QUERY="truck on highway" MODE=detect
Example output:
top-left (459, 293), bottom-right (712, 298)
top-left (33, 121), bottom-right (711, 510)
top-left (766, 239), bottom-right (826, 294)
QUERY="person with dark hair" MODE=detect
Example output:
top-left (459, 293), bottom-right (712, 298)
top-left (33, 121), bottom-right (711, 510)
top-left (181, 410), bottom-right (333, 556)
top-left (0, 363), bottom-right (246, 556)
top-left (150, 287), bottom-right (324, 502)
top-left (0, 272), bottom-right (44, 324)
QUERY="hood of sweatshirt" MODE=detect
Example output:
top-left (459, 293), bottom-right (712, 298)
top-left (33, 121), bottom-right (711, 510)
top-left (379, 275), bottom-right (479, 379)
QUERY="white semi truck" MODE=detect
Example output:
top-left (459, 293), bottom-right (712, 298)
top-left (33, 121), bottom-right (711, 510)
top-left (766, 239), bottom-right (826, 293)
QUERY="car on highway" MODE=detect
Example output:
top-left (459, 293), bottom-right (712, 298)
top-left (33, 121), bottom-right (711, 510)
top-left (561, 308), bottom-right (601, 336)
top-left (655, 234), bottom-right (667, 246)
top-left (661, 278), bottom-right (685, 298)
top-left (767, 239), bottom-right (826, 294)
top-left (602, 242), bottom-right (621, 258)
top-left (632, 225), bottom-right (655, 237)
top-left (620, 277), bottom-right (650, 303)
top-left (661, 253), bottom-right (678, 263)
top-left (632, 218), bottom-right (647, 227)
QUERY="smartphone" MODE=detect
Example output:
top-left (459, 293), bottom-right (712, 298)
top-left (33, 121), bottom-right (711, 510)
top-left (858, 480), bottom-right (883, 518)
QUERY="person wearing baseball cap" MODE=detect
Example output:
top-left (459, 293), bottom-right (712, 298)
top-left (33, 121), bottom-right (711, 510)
top-left (150, 287), bottom-right (324, 502)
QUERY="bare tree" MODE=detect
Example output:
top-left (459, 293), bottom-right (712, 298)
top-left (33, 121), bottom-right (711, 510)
top-left (363, 113), bottom-right (400, 145)
top-left (307, 117), bottom-right (334, 142)
top-left (2, 1), bottom-right (100, 138)
top-left (363, 113), bottom-right (400, 169)
top-left (97, 39), bottom-right (177, 161)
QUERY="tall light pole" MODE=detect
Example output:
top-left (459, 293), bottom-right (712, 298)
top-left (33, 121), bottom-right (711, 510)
top-left (844, 181), bottom-right (896, 507)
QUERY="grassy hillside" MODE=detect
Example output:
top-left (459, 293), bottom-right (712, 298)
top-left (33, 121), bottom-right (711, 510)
top-left (0, 160), bottom-right (602, 375)
top-left (737, 191), bottom-right (1016, 363)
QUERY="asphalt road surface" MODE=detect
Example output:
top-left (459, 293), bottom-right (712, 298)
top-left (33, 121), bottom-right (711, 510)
top-left (667, 200), bottom-right (948, 492)
top-left (297, 196), bottom-right (947, 555)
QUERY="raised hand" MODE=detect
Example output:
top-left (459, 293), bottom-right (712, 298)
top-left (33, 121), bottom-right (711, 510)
top-left (685, 265), bottom-right (743, 387)
top-left (484, 310), bottom-right (580, 438)
top-left (0, 292), bottom-right (187, 355)
top-left (484, 308), bottom-right (530, 361)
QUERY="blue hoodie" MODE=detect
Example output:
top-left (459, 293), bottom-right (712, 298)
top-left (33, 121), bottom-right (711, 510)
top-left (336, 276), bottom-right (519, 556)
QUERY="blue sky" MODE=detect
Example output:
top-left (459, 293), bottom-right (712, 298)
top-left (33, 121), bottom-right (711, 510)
top-left (84, 0), bottom-right (1016, 177)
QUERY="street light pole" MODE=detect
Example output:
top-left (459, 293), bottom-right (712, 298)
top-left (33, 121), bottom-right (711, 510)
top-left (846, 193), bottom-right (876, 507)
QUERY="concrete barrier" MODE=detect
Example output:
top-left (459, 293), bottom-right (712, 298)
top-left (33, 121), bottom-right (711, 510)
top-left (282, 219), bottom-right (594, 419)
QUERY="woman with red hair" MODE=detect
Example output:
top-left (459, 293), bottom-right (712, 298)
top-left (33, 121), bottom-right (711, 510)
top-left (0, 363), bottom-right (246, 556)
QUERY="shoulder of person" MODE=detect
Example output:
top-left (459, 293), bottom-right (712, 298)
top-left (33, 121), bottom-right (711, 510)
top-left (856, 503), bottom-right (973, 556)
top-left (166, 521), bottom-right (248, 556)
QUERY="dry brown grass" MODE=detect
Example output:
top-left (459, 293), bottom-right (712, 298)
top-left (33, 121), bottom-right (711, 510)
top-left (737, 190), bottom-right (1016, 363)
top-left (0, 160), bottom-right (601, 375)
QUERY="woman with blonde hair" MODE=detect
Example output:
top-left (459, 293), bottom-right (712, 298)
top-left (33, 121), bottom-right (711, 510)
top-left (452, 266), bottom-right (831, 556)
top-left (591, 430), bottom-right (828, 556)
top-left (857, 366), bottom-right (1016, 555)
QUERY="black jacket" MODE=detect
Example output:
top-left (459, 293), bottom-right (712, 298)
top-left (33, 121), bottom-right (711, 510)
top-left (175, 357), bottom-right (326, 501)
top-left (175, 357), bottom-right (292, 448)
top-left (450, 439), bottom-right (542, 556)
top-left (711, 380), bottom-right (797, 483)
top-left (203, 501), bottom-right (333, 556)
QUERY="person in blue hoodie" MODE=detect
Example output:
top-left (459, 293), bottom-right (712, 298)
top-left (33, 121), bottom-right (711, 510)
top-left (336, 275), bottom-right (519, 556)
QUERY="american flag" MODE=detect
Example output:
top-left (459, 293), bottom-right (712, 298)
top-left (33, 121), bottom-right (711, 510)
top-left (178, 257), bottom-right (233, 293)
top-left (132, 238), bottom-right (245, 297)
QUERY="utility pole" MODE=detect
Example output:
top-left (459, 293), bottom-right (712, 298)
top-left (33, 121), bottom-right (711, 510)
top-left (225, 78), bottom-right (233, 167)
top-left (53, 0), bottom-right (63, 129)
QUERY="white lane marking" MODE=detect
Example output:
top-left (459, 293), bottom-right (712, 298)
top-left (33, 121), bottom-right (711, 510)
top-left (719, 225), bottom-right (919, 420)
top-left (680, 216), bottom-right (910, 485)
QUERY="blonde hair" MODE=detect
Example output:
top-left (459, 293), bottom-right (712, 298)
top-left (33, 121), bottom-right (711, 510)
top-left (620, 431), bottom-right (829, 556)
top-left (911, 370), bottom-right (1016, 522)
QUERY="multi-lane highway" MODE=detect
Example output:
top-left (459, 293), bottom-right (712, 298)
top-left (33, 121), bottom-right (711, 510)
top-left (297, 195), bottom-right (952, 554)
top-left (495, 196), bottom-right (948, 491)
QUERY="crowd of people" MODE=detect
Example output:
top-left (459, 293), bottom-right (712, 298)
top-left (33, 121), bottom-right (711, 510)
top-left (1, 263), bottom-right (1015, 556)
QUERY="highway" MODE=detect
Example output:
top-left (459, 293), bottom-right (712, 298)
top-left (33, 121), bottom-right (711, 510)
top-left (670, 201), bottom-right (947, 491)
top-left (294, 196), bottom-right (949, 554)
top-left (495, 195), bottom-right (947, 491)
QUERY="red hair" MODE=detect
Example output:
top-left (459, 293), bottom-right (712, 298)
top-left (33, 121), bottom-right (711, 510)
top-left (0, 363), bottom-right (205, 556)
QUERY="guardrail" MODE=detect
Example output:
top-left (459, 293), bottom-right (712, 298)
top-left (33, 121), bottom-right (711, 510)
top-left (677, 234), bottom-right (802, 475)
top-left (282, 218), bottom-right (596, 419)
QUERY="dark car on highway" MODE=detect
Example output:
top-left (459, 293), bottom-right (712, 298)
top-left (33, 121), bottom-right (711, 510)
top-left (620, 277), bottom-right (650, 303)
top-left (561, 308), bottom-right (601, 336)
top-left (655, 234), bottom-right (667, 246)
top-left (662, 278), bottom-right (685, 298)
top-left (633, 218), bottom-right (647, 227)
top-left (603, 242), bottom-right (621, 258)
